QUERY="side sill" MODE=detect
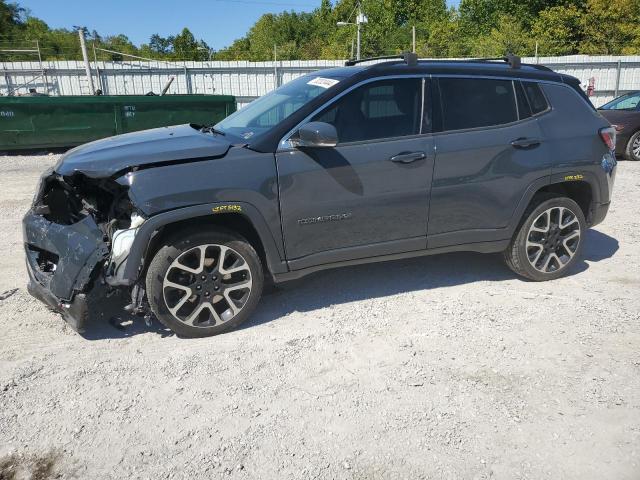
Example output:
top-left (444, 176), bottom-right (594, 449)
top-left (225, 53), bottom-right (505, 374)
top-left (286, 237), bottom-right (426, 272)
top-left (273, 239), bottom-right (509, 283)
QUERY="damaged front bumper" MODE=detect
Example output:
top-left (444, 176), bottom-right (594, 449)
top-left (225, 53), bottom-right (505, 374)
top-left (23, 212), bottom-right (109, 331)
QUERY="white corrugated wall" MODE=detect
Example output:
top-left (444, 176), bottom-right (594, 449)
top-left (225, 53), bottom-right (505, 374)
top-left (1, 56), bottom-right (639, 107)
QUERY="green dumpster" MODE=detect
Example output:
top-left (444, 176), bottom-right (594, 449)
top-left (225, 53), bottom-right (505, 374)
top-left (0, 94), bottom-right (236, 150)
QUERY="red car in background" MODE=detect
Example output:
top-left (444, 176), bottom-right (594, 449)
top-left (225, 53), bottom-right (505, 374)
top-left (598, 91), bottom-right (640, 161)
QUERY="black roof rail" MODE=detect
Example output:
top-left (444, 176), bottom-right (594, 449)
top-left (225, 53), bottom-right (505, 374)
top-left (345, 52), bottom-right (554, 73)
top-left (457, 53), bottom-right (521, 69)
top-left (345, 51), bottom-right (418, 67)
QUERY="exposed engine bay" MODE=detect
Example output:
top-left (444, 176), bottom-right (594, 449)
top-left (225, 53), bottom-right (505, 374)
top-left (39, 172), bottom-right (133, 229)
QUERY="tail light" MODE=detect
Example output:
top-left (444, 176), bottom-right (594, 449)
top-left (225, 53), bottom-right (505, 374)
top-left (599, 126), bottom-right (616, 151)
top-left (612, 124), bottom-right (625, 132)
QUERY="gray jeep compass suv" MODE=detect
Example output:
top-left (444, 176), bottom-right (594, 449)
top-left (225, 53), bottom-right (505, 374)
top-left (23, 54), bottom-right (617, 337)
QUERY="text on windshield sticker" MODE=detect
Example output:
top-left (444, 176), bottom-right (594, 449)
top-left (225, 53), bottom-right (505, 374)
top-left (307, 77), bottom-right (340, 89)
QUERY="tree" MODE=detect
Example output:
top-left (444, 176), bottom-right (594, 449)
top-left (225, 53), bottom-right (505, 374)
top-left (0, 0), bottom-right (24, 36)
top-left (471, 14), bottom-right (535, 56)
top-left (172, 28), bottom-right (198, 59)
top-left (148, 34), bottom-right (174, 56)
top-left (216, 9), bottom-right (318, 60)
top-left (419, 9), bottom-right (472, 57)
top-left (580, 0), bottom-right (640, 54)
top-left (102, 34), bottom-right (138, 60)
top-left (459, 0), bottom-right (586, 37)
top-left (531, 5), bottom-right (583, 55)
top-left (459, 0), bottom-right (522, 36)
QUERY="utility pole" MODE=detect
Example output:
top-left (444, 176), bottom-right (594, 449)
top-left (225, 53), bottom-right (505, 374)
top-left (337, 4), bottom-right (366, 61)
top-left (78, 28), bottom-right (96, 94)
top-left (356, 4), bottom-right (365, 60)
top-left (412, 26), bottom-right (416, 53)
top-left (273, 44), bottom-right (279, 88)
top-left (356, 13), bottom-right (361, 59)
top-left (535, 41), bottom-right (539, 64)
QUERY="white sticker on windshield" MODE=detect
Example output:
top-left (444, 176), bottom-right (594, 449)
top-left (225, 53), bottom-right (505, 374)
top-left (307, 77), bottom-right (340, 89)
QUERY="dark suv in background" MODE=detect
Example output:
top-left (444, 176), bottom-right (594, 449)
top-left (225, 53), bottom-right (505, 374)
top-left (23, 54), bottom-right (617, 337)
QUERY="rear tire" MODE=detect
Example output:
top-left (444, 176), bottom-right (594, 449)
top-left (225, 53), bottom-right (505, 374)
top-left (146, 229), bottom-right (263, 337)
top-left (504, 196), bottom-right (586, 281)
top-left (625, 130), bottom-right (640, 161)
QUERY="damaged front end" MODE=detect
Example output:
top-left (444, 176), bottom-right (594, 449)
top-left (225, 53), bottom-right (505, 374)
top-left (23, 169), bottom-right (144, 332)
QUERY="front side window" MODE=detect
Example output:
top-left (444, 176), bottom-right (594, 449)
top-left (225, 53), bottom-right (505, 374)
top-left (438, 78), bottom-right (518, 131)
top-left (600, 92), bottom-right (640, 111)
top-left (311, 78), bottom-right (423, 144)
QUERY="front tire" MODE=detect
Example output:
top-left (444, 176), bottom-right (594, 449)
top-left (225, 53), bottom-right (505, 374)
top-left (504, 196), bottom-right (586, 281)
top-left (625, 130), bottom-right (640, 161)
top-left (146, 229), bottom-right (263, 337)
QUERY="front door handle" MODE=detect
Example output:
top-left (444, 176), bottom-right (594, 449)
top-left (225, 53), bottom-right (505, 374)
top-left (390, 151), bottom-right (426, 164)
top-left (511, 137), bottom-right (541, 149)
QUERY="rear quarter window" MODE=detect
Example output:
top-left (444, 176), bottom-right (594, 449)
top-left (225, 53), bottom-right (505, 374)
top-left (522, 82), bottom-right (549, 115)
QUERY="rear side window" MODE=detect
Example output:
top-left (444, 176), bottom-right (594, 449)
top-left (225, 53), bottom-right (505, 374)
top-left (438, 78), bottom-right (518, 131)
top-left (523, 82), bottom-right (549, 114)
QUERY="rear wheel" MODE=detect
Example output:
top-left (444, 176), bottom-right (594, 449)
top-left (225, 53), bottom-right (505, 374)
top-left (146, 229), bottom-right (263, 337)
top-left (504, 196), bottom-right (586, 281)
top-left (625, 130), bottom-right (640, 161)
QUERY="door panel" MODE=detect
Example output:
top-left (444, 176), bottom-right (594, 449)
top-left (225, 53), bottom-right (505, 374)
top-left (277, 76), bottom-right (435, 266)
top-left (428, 118), bottom-right (549, 245)
top-left (427, 77), bottom-right (551, 247)
top-left (277, 136), bottom-right (435, 263)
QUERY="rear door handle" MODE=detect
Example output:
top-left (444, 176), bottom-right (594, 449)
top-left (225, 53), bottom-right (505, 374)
top-left (511, 137), bottom-right (541, 149)
top-left (390, 151), bottom-right (426, 164)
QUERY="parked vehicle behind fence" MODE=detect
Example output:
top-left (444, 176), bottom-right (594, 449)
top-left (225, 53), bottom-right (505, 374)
top-left (23, 54), bottom-right (617, 337)
top-left (598, 91), bottom-right (640, 161)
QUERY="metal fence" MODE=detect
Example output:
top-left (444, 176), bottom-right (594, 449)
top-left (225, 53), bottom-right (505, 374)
top-left (2, 55), bottom-right (640, 108)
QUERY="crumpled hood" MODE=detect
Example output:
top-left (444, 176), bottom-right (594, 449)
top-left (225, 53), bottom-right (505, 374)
top-left (55, 124), bottom-right (232, 178)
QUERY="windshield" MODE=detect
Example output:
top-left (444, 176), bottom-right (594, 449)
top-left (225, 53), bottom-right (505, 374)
top-left (600, 92), bottom-right (640, 110)
top-left (215, 74), bottom-right (343, 141)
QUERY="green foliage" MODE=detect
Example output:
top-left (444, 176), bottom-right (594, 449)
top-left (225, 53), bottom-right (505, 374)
top-left (1, 0), bottom-right (639, 62)
top-left (579, 0), bottom-right (640, 54)
top-left (471, 14), bottom-right (535, 56)
top-left (531, 5), bottom-right (583, 55)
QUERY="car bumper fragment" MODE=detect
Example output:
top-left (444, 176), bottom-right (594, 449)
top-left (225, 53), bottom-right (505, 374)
top-left (22, 211), bottom-right (109, 330)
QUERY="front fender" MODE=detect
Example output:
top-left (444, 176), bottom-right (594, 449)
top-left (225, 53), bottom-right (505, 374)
top-left (117, 201), bottom-right (287, 286)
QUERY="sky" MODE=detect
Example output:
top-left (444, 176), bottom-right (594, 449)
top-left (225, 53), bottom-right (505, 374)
top-left (20, 0), bottom-right (459, 51)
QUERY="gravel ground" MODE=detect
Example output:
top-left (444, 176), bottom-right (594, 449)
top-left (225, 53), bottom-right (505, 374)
top-left (0, 154), bottom-right (639, 480)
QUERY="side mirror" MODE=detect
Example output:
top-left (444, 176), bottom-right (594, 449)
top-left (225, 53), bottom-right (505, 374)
top-left (291, 121), bottom-right (338, 148)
